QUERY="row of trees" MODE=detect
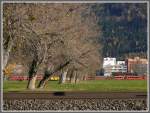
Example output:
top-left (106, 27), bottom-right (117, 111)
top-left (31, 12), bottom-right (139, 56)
top-left (3, 3), bottom-right (102, 89)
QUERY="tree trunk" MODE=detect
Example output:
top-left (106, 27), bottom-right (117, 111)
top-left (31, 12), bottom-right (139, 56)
top-left (37, 77), bottom-right (49, 89)
top-left (75, 71), bottom-right (80, 83)
top-left (3, 52), bottom-right (9, 69)
top-left (27, 59), bottom-right (39, 90)
top-left (3, 36), bottom-right (14, 69)
top-left (74, 70), bottom-right (79, 84)
top-left (37, 68), bottom-right (52, 88)
top-left (62, 69), bottom-right (68, 83)
top-left (27, 75), bottom-right (37, 90)
top-left (83, 75), bottom-right (86, 80)
top-left (59, 69), bottom-right (68, 84)
top-left (70, 70), bottom-right (77, 83)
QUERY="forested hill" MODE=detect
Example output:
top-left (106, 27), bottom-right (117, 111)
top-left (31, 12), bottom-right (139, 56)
top-left (92, 3), bottom-right (147, 59)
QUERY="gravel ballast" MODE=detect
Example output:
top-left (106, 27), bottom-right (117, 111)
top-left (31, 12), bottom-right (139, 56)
top-left (3, 98), bottom-right (147, 111)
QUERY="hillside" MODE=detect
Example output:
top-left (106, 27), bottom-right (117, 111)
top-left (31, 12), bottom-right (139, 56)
top-left (92, 3), bottom-right (147, 59)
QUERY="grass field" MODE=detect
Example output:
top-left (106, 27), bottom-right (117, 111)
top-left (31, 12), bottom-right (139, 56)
top-left (3, 80), bottom-right (147, 92)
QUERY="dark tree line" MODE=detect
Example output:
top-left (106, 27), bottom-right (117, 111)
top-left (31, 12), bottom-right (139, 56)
top-left (92, 3), bottom-right (147, 59)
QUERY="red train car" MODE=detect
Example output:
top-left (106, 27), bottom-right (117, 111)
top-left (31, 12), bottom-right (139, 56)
top-left (9, 75), bottom-right (43, 81)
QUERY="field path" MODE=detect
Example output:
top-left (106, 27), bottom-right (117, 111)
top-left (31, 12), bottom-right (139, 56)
top-left (3, 91), bottom-right (147, 99)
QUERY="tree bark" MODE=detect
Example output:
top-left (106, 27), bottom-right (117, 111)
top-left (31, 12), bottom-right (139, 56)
top-left (3, 21), bottom-right (16, 69)
top-left (59, 69), bottom-right (68, 84)
top-left (27, 59), bottom-right (39, 89)
top-left (3, 40), bottom-right (14, 69)
top-left (37, 68), bottom-right (52, 88)
top-left (70, 70), bottom-right (77, 83)
top-left (58, 71), bottom-right (63, 84)
top-left (62, 70), bottom-right (67, 83)
top-left (74, 70), bottom-right (78, 84)
top-left (37, 77), bottom-right (49, 89)
top-left (3, 52), bottom-right (9, 69)
top-left (69, 68), bottom-right (74, 83)
top-left (61, 69), bottom-right (68, 83)
top-left (27, 75), bottom-right (37, 90)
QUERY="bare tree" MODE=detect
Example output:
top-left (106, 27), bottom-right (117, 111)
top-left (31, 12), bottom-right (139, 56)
top-left (3, 4), bottom-right (20, 69)
top-left (3, 3), bottom-right (102, 89)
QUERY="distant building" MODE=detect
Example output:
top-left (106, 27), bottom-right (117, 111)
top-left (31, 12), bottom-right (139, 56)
top-left (103, 66), bottom-right (113, 76)
top-left (103, 57), bottom-right (116, 68)
top-left (117, 61), bottom-right (126, 65)
top-left (126, 57), bottom-right (148, 75)
top-left (111, 64), bottom-right (127, 73)
top-left (103, 57), bottom-right (127, 76)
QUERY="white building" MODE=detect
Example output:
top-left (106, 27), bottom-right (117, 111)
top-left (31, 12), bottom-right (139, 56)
top-left (103, 58), bottom-right (127, 76)
top-left (111, 65), bottom-right (127, 73)
top-left (117, 61), bottom-right (126, 65)
top-left (103, 57), bottom-right (116, 68)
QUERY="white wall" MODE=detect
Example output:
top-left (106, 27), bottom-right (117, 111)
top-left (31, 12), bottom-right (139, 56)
top-left (103, 57), bottom-right (116, 68)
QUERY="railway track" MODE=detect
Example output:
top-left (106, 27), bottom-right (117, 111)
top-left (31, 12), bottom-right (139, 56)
top-left (3, 92), bottom-right (147, 99)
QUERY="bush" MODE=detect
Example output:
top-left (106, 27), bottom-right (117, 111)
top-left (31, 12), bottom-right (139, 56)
top-left (3, 63), bottom-right (16, 77)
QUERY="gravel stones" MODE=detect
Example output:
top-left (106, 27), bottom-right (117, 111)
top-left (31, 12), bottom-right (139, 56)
top-left (3, 98), bottom-right (147, 111)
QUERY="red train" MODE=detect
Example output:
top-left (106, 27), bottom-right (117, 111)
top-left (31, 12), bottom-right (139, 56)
top-left (8, 75), bottom-right (60, 81)
top-left (112, 72), bottom-right (147, 80)
top-left (86, 74), bottom-right (147, 80)
top-left (114, 75), bottom-right (146, 80)
top-left (8, 75), bottom-right (43, 81)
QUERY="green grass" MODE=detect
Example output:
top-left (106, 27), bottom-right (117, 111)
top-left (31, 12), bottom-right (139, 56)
top-left (3, 80), bottom-right (147, 92)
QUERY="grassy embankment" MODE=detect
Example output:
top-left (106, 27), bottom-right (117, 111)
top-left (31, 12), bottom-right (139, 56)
top-left (3, 80), bottom-right (147, 92)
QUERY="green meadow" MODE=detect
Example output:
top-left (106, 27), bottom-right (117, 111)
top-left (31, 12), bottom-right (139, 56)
top-left (3, 80), bottom-right (147, 92)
